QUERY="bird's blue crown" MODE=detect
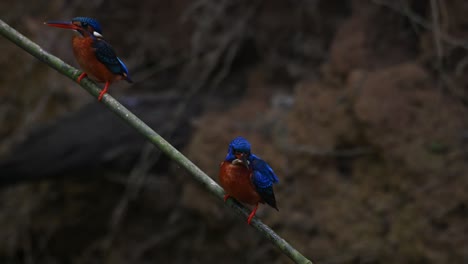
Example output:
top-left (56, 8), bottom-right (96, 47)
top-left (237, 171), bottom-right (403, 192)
top-left (225, 136), bottom-right (251, 161)
top-left (230, 136), bottom-right (251, 153)
top-left (72, 17), bottom-right (102, 34)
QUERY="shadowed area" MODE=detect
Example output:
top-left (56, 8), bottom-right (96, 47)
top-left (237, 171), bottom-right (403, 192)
top-left (0, 93), bottom-right (197, 184)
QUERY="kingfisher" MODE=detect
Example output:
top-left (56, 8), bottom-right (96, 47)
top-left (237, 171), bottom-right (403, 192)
top-left (45, 17), bottom-right (132, 101)
top-left (219, 136), bottom-right (279, 224)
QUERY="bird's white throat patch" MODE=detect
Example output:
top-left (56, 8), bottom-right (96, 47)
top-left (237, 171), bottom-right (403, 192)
top-left (232, 159), bottom-right (250, 166)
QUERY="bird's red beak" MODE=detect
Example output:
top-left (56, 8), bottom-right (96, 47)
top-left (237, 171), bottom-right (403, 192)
top-left (44, 21), bottom-right (80, 31)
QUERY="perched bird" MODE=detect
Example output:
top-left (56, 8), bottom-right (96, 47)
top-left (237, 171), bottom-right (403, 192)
top-left (45, 17), bottom-right (132, 101)
top-left (219, 137), bottom-right (279, 224)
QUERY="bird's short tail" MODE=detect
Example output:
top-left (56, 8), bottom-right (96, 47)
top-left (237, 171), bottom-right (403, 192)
top-left (124, 74), bottom-right (133, 83)
top-left (258, 186), bottom-right (278, 211)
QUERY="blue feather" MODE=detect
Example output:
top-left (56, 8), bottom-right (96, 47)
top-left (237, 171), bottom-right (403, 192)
top-left (250, 154), bottom-right (279, 187)
top-left (72, 17), bottom-right (102, 34)
top-left (251, 155), bottom-right (279, 210)
top-left (92, 39), bottom-right (132, 82)
top-left (117, 57), bottom-right (129, 76)
top-left (225, 136), bottom-right (251, 161)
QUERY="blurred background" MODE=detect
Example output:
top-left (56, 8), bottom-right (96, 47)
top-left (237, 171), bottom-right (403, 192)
top-left (1, 0), bottom-right (468, 263)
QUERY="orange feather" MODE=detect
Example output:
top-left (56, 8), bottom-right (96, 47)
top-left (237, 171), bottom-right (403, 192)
top-left (72, 36), bottom-right (124, 83)
top-left (219, 161), bottom-right (262, 205)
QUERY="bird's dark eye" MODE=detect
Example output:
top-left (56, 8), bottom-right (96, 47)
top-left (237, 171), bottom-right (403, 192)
top-left (235, 151), bottom-right (248, 156)
top-left (81, 22), bottom-right (88, 27)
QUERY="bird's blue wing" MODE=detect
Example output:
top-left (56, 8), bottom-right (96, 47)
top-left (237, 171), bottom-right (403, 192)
top-left (93, 40), bottom-right (132, 82)
top-left (250, 155), bottom-right (279, 210)
top-left (116, 57), bottom-right (131, 79)
top-left (250, 154), bottom-right (279, 185)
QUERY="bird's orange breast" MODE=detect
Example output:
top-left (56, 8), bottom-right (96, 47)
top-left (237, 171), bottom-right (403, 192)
top-left (72, 36), bottom-right (122, 83)
top-left (219, 161), bottom-right (262, 205)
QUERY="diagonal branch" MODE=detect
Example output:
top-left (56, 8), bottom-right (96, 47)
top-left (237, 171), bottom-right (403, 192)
top-left (0, 19), bottom-right (312, 264)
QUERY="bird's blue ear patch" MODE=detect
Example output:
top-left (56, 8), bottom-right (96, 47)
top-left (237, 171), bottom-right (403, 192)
top-left (72, 17), bottom-right (103, 34)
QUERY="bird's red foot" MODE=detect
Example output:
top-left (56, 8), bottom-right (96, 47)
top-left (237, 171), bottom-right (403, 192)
top-left (247, 203), bottom-right (259, 225)
top-left (223, 194), bottom-right (231, 202)
top-left (98, 81), bottom-right (110, 101)
top-left (77, 72), bottom-right (87, 83)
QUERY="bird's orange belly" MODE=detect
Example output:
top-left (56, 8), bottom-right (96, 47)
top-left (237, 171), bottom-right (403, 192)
top-left (219, 161), bottom-right (261, 205)
top-left (72, 37), bottom-right (121, 83)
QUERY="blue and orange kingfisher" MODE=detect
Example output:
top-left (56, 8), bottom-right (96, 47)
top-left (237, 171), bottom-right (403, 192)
top-left (219, 137), bottom-right (279, 224)
top-left (45, 17), bottom-right (132, 101)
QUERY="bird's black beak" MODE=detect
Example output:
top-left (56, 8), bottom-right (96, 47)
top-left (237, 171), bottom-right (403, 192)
top-left (234, 152), bottom-right (250, 168)
top-left (241, 153), bottom-right (249, 169)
